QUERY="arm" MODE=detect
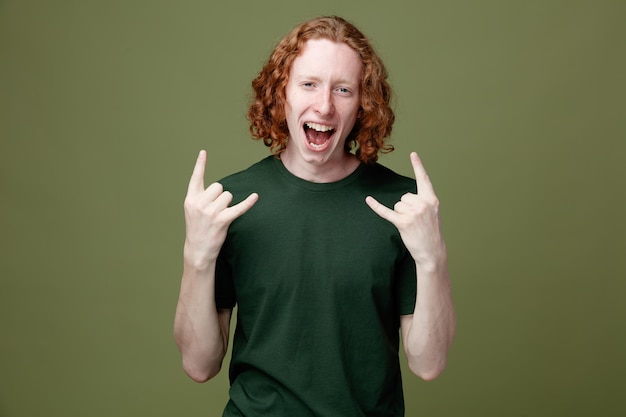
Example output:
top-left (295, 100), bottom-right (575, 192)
top-left (173, 150), bottom-right (258, 382)
top-left (399, 260), bottom-right (455, 381)
top-left (174, 263), bottom-right (232, 383)
top-left (365, 152), bottom-right (456, 381)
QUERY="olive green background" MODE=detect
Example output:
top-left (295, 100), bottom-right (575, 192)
top-left (1, 0), bottom-right (624, 416)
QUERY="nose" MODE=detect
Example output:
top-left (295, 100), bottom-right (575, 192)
top-left (314, 89), bottom-right (334, 117)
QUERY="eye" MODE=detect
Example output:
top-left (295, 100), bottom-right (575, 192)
top-left (336, 87), bottom-right (352, 95)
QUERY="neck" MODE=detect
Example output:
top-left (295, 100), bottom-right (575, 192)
top-left (279, 151), bottom-right (361, 183)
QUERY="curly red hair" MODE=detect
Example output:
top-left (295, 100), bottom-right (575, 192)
top-left (247, 16), bottom-right (395, 164)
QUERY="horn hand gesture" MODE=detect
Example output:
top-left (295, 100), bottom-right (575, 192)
top-left (365, 152), bottom-right (446, 270)
top-left (183, 150), bottom-right (259, 268)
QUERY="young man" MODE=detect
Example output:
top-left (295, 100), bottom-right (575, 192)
top-left (174, 16), bottom-right (456, 416)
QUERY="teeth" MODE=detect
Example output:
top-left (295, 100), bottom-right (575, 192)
top-left (305, 122), bottom-right (334, 132)
top-left (309, 142), bottom-right (325, 149)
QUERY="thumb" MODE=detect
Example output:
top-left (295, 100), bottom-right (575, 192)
top-left (365, 196), bottom-right (397, 224)
top-left (226, 192), bottom-right (259, 220)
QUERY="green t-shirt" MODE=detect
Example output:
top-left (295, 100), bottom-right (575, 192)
top-left (216, 156), bottom-right (417, 416)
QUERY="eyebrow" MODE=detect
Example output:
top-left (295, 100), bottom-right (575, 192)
top-left (293, 74), bottom-right (360, 86)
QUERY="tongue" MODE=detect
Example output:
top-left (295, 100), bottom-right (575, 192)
top-left (305, 129), bottom-right (332, 145)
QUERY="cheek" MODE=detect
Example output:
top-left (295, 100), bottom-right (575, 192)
top-left (284, 92), bottom-right (298, 118)
top-left (283, 103), bottom-right (301, 136)
top-left (340, 104), bottom-right (361, 127)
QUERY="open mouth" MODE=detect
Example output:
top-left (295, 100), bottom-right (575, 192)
top-left (304, 122), bottom-right (335, 149)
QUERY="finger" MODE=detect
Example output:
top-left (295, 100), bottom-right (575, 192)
top-left (188, 150), bottom-right (207, 195)
top-left (410, 152), bottom-right (435, 196)
top-left (393, 200), bottom-right (411, 214)
top-left (200, 181), bottom-right (225, 202)
top-left (400, 192), bottom-right (419, 204)
top-left (212, 188), bottom-right (234, 211)
top-left (224, 193), bottom-right (259, 221)
top-left (365, 196), bottom-right (399, 224)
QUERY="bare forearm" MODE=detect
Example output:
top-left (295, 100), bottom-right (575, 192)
top-left (174, 260), bottom-right (227, 382)
top-left (175, 152), bottom-right (256, 382)
top-left (402, 260), bottom-right (456, 380)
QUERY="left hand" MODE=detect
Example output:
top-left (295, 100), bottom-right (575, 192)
top-left (365, 152), bottom-right (446, 270)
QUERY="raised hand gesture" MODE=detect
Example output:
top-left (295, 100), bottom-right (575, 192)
top-left (365, 152), bottom-right (446, 270)
top-left (183, 150), bottom-right (258, 268)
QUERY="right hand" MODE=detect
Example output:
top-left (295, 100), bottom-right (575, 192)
top-left (183, 150), bottom-right (258, 268)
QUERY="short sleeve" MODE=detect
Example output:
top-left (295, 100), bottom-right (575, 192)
top-left (394, 251), bottom-right (417, 316)
top-left (215, 256), bottom-right (236, 309)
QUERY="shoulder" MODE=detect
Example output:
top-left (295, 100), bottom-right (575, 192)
top-left (355, 163), bottom-right (416, 208)
top-left (361, 162), bottom-right (416, 192)
top-left (219, 156), bottom-right (275, 185)
top-left (218, 156), bottom-right (278, 201)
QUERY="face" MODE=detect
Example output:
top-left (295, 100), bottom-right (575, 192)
top-left (281, 38), bottom-right (362, 181)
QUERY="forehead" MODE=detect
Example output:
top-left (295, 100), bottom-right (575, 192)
top-left (289, 38), bottom-right (362, 83)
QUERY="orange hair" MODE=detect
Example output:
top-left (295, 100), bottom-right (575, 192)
top-left (247, 16), bottom-right (395, 164)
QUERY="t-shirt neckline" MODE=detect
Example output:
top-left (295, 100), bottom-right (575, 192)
top-left (271, 156), bottom-right (365, 192)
